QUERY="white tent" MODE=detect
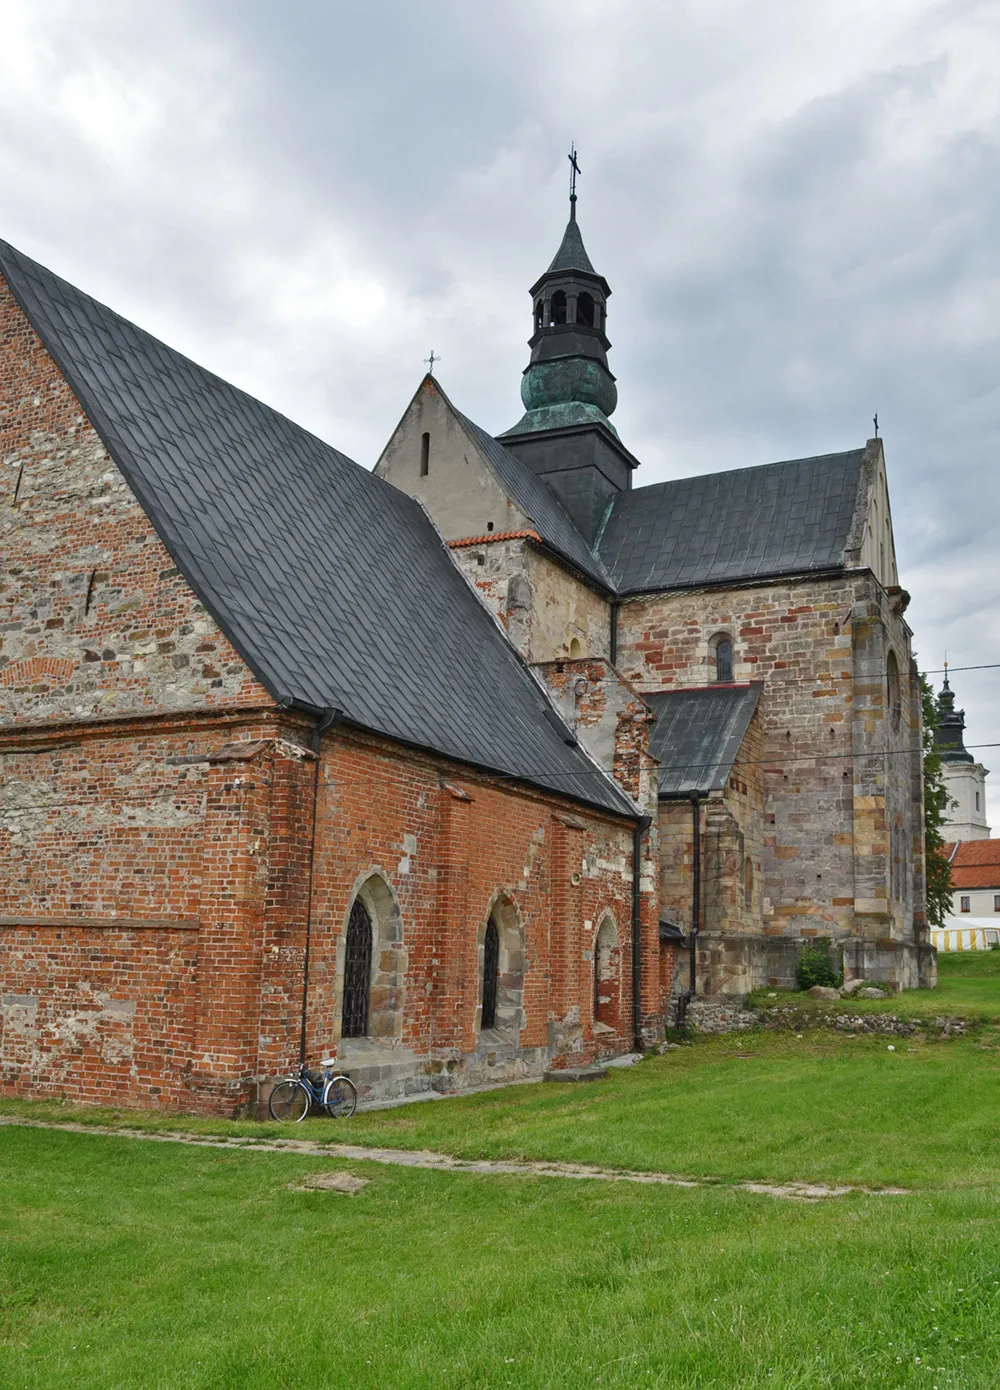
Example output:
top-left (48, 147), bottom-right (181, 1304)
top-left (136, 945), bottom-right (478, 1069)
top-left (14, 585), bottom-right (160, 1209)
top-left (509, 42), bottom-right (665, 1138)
top-left (931, 918), bottom-right (1000, 952)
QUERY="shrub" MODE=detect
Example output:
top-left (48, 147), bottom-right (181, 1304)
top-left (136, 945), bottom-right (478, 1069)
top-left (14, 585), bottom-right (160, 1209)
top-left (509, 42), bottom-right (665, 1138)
top-left (796, 940), bottom-right (843, 991)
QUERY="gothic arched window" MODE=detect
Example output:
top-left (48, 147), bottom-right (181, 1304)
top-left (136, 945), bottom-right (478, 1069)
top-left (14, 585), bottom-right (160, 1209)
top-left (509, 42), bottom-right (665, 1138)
top-left (576, 292), bottom-right (595, 327)
top-left (715, 638), bottom-right (733, 683)
top-left (550, 290), bottom-right (567, 325)
top-left (342, 898), bottom-right (373, 1038)
top-left (481, 918), bottom-right (499, 1030)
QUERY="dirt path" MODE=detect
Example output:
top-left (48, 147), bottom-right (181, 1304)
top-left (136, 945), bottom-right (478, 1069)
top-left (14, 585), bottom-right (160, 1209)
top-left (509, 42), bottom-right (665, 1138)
top-left (0, 1115), bottom-right (909, 1202)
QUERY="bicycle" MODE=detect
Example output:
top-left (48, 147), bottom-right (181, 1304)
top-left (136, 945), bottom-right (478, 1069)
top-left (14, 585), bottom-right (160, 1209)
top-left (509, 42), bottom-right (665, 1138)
top-left (268, 1058), bottom-right (358, 1122)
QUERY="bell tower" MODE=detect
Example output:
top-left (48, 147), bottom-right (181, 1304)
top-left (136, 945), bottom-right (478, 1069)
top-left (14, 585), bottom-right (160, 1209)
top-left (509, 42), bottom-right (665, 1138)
top-left (500, 152), bottom-right (638, 545)
top-left (937, 666), bottom-right (991, 841)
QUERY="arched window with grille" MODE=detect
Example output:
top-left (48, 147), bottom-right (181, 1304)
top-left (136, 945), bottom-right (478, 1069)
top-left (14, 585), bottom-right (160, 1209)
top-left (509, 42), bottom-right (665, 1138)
top-left (341, 898), bottom-right (373, 1038)
top-left (714, 637), bottom-right (733, 683)
top-left (481, 918), bottom-right (499, 1029)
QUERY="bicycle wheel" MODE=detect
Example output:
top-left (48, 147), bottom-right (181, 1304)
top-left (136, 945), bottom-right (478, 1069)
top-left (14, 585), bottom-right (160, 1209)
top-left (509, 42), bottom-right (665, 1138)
top-left (268, 1079), bottom-right (311, 1123)
top-left (323, 1075), bottom-right (357, 1119)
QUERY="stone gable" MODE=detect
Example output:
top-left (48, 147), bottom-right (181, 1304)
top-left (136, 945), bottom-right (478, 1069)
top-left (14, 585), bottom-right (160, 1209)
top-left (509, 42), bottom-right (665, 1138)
top-left (0, 273), bottom-right (270, 727)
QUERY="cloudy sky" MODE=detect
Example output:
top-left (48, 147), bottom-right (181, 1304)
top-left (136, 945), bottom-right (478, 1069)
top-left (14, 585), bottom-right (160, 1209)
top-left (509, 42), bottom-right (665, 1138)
top-left (3, 0), bottom-right (999, 809)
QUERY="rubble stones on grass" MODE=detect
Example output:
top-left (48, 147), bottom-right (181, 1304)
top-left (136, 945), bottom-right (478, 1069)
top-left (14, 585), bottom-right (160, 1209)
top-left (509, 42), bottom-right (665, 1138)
top-left (808, 985), bottom-right (842, 1001)
top-left (856, 986), bottom-right (889, 999)
top-left (688, 998), bottom-right (971, 1038)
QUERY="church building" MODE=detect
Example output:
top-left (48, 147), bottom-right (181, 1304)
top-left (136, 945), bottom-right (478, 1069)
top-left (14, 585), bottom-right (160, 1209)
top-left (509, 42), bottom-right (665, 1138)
top-left (0, 197), bottom-right (933, 1115)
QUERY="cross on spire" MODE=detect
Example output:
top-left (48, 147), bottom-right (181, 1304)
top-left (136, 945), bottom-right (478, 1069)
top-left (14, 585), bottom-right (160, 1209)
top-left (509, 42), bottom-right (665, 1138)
top-left (568, 143), bottom-right (581, 220)
top-left (424, 350), bottom-right (440, 376)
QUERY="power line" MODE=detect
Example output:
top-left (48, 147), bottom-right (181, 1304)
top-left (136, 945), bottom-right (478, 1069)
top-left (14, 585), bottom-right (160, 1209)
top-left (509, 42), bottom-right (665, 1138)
top-left (921, 664), bottom-right (1000, 675)
top-left (505, 739), bottom-right (1000, 780)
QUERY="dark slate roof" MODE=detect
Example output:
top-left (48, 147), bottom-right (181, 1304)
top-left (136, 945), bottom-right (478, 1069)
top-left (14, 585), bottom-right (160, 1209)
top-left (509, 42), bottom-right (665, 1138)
top-left (457, 412), bottom-right (612, 589)
top-left (597, 453), bottom-right (864, 594)
top-left (546, 217), bottom-right (597, 276)
top-left (0, 240), bottom-right (635, 818)
top-left (645, 684), bottom-right (762, 797)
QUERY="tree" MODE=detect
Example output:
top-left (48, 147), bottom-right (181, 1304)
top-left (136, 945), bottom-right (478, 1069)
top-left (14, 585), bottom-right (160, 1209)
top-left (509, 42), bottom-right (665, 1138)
top-left (921, 675), bottom-right (954, 928)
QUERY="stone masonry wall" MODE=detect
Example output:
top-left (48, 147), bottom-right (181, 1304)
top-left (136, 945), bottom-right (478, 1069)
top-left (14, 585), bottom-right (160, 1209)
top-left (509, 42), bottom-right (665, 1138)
top-left (0, 271), bottom-right (270, 726)
top-left (616, 573), bottom-right (925, 976)
top-left (450, 536), bottom-right (610, 665)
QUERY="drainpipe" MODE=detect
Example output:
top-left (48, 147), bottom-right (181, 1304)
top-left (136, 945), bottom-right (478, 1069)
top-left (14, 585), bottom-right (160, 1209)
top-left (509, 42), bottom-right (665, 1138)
top-left (690, 795), bottom-right (702, 996)
top-left (632, 813), bottom-right (652, 1050)
top-left (298, 706), bottom-right (341, 1066)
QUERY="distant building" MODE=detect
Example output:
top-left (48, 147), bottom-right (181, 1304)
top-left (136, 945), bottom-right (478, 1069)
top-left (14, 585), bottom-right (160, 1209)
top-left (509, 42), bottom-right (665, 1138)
top-left (937, 670), bottom-right (990, 841)
top-left (942, 839), bottom-right (1000, 922)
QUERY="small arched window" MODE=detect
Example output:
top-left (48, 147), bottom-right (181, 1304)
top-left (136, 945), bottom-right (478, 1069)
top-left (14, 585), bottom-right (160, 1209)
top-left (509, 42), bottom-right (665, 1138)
top-left (550, 290), bottom-right (567, 325)
top-left (481, 918), bottom-right (499, 1030)
top-left (976, 790), bottom-right (981, 813)
top-left (744, 856), bottom-right (754, 911)
top-left (342, 898), bottom-right (373, 1038)
top-left (886, 650), bottom-right (901, 730)
top-left (576, 292), bottom-right (595, 327)
top-left (534, 299), bottom-right (544, 332)
top-left (419, 432), bottom-right (430, 478)
top-left (569, 637), bottom-right (583, 658)
top-left (715, 638), bottom-right (733, 683)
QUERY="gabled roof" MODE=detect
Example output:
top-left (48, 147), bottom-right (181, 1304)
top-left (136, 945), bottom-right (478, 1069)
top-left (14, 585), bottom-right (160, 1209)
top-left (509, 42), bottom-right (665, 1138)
top-left (457, 412), bottom-right (613, 589)
top-left (597, 452), bottom-right (865, 594)
top-left (0, 239), bottom-right (635, 818)
top-left (644, 684), bottom-right (762, 797)
top-left (943, 840), bottom-right (1000, 889)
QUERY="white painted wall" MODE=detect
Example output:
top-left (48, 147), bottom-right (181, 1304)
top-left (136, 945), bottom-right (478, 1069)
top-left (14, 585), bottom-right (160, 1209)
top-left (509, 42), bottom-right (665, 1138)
top-left (942, 762), bottom-right (990, 841)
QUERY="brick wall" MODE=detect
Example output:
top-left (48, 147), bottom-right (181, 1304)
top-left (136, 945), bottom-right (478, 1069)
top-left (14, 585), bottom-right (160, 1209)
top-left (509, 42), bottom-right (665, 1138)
top-left (1, 714), bottom-right (647, 1112)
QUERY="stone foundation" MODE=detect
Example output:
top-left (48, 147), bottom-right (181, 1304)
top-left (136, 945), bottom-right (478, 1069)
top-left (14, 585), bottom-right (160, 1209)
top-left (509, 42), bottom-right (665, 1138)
top-left (689, 931), bottom-right (937, 996)
top-left (251, 1031), bottom-right (634, 1113)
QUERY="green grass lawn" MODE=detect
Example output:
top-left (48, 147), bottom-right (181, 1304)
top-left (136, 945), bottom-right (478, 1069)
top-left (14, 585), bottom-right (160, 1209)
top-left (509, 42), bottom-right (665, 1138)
top-left (5, 1030), bottom-right (1000, 1190)
top-left (3, 954), bottom-right (1000, 1387)
top-left (3, 1120), bottom-right (1000, 1389)
top-left (748, 947), bottom-right (1000, 1022)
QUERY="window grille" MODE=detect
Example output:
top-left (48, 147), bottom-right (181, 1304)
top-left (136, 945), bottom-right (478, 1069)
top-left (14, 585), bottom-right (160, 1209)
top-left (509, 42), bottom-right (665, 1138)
top-left (715, 638), bottom-right (733, 683)
top-left (342, 899), bottom-right (373, 1038)
top-left (481, 918), bottom-right (499, 1030)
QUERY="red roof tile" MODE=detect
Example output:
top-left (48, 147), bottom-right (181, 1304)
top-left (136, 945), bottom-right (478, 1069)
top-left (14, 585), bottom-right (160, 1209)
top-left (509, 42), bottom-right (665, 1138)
top-left (944, 839), bottom-right (1000, 888)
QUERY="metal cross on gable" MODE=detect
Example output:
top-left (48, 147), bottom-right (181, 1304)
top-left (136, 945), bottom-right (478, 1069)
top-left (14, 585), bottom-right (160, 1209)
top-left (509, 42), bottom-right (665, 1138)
top-left (424, 350), bottom-right (440, 376)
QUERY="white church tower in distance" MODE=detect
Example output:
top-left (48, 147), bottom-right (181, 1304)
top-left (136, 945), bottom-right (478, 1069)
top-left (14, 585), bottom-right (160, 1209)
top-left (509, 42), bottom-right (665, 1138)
top-left (937, 667), bottom-right (990, 841)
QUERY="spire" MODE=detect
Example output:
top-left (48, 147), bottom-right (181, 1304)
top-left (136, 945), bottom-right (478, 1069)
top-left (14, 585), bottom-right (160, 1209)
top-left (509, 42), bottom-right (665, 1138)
top-left (936, 668), bottom-right (974, 764)
top-left (546, 218), bottom-right (597, 277)
top-left (500, 192), bottom-right (616, 443)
